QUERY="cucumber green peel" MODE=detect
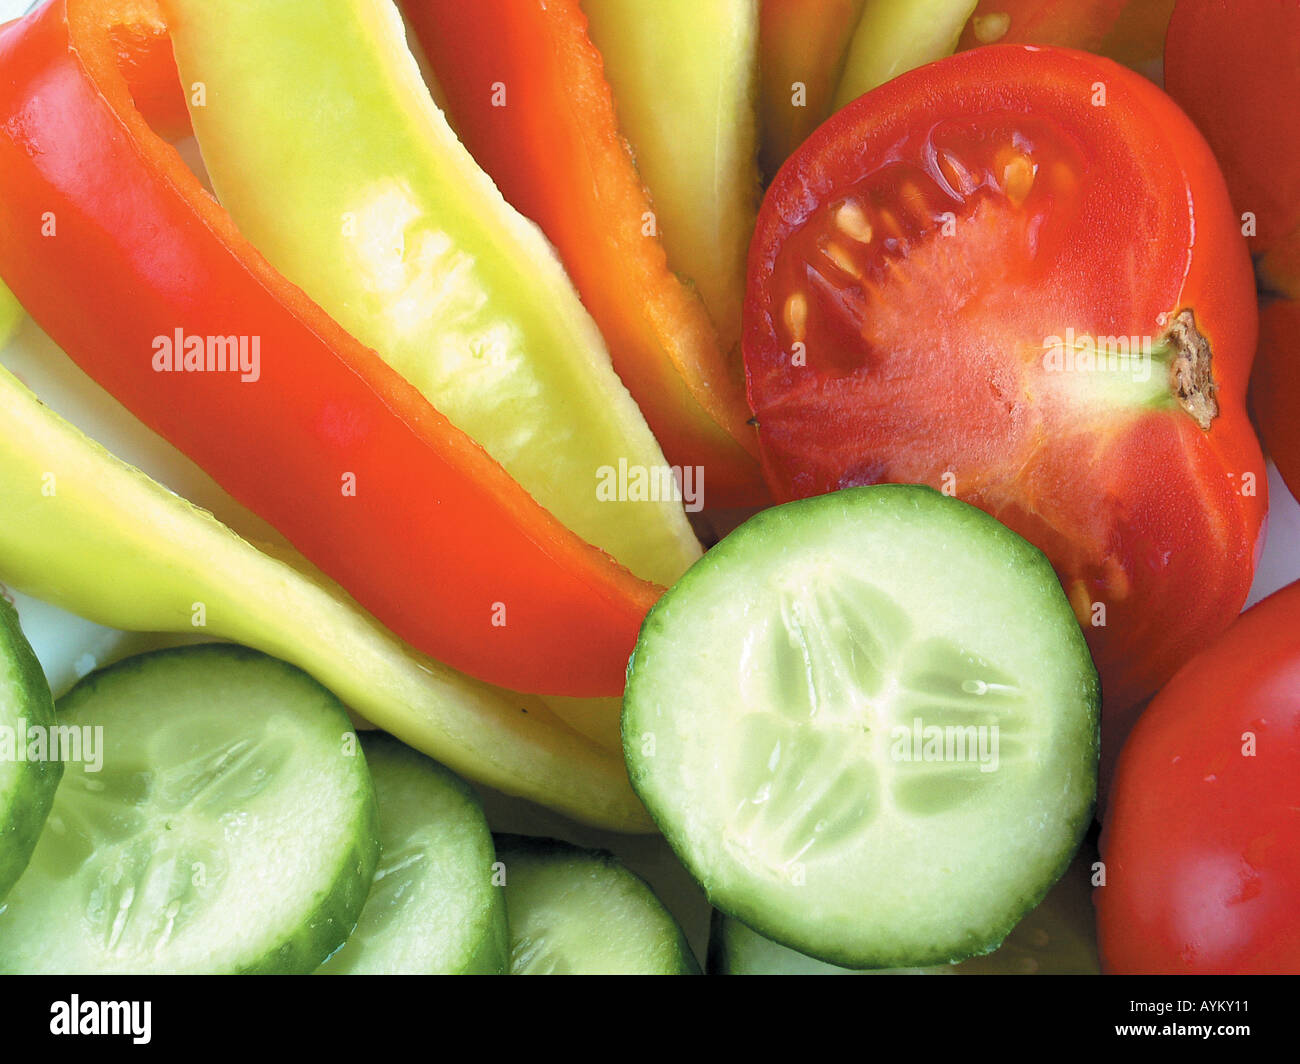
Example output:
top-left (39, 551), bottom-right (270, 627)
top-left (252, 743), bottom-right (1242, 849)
top-left (0, 362), bottom-right (652, 831)
top-left (0, 595), bottom-right (61, 901)
top-left (161, 0), bottom-right (701, 589)
top-left (624, 485), bottom-right (1099, 969)
top-left (0, 646), bottom-right (378, 974)
top-left (497, 834), bottom-right (700, 975)
top-left (319, 734), bottom-right (508, 974)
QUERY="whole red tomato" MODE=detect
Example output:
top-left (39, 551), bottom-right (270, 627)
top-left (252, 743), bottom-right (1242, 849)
top-left (1098, 580), bottom-right (1300, 974)
top-left (1165, 0), bottom-right (1300, 502)
top-left (743, 44), bottom-right (1267, 750)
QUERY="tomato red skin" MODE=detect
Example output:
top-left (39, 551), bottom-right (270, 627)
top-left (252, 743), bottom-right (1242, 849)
top-left (1166, 0), bottom-right (1300, 501)
top-left (1253, 297), bottom-right (1300, 496)
top-left (1098, 580), bottom-right (1300, 974)
top-left (744, 45), bottom-right (1266, 747)
top-left (1165, 0), bottom-right (1300, 257)
top-left (0, 0), bottom-right (659, 697)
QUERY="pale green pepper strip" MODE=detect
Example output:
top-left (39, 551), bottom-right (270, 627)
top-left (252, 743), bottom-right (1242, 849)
top-left (162, 0), bottom-right (701, 588)
top-left (583, 0), bottom-right (760, 358)
top-left (0, 363), bottom-right (654, 832)
top-left (0, 278), bottom-right (23, 349)
top-left (833, 0), bottom-right (978, 110)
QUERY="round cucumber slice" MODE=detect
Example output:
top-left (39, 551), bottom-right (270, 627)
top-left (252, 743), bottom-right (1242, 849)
top-left (624, 485), bottom-right (1099, 969)
top-left (0, 596), bottom-right (61, 902)
top-left (319, 733), bottom-right (508, 974)
top-left (497, 835), bottom-right (700, 975)
top-left (709, 849), bottom-right (1101, 974)
top-left (0, 645), bottom-right (379, 974)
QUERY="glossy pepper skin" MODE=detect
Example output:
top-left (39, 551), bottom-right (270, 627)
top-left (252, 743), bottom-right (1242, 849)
top-left (404, 0), bottom-right (766, 507)
top-left (0, 0), bottom-right (658, 697)
top-left (0, 361), bottom-right (652, 831)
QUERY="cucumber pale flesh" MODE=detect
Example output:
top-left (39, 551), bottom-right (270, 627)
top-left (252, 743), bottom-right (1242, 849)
top-left (497, 834), bottom-right (700, 975)
top-left (0, 645), bottom-right (379, 974)
top-left (319, 733), bottom-right (507, 975)
top-left (624, 485), bottom-right (1099, 969)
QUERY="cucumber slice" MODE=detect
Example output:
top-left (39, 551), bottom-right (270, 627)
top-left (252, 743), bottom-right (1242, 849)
top-left (624, 485), bottom-right (1099, 969)
top-left (0, 645), bottom-right (379, 974)
top-left (709, 912), bottom-right (948, 974)
top-left (709, 849), bottom-right (1101, 974)
top-left (497, 835), bottom-right (699, 975)
top-left (319, 734), bottom-right (507, 974)
top-left (0, 596), bottom-right (61, 901)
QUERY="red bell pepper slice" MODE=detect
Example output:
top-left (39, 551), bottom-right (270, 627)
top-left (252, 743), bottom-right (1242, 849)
top-left (0, 0), bottom-right (659, 697)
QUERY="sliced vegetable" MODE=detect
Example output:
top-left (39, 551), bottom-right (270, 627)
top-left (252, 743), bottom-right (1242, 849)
top-left (832, 0), bottom-right (976, 110)
top-left (958, 1), bottom-right (1172, 75)
top-left (163, 0), bottom-right (706, 573)
top-left (0, 595), bottom-right (62, 901)
top-left (758, 0), bottom-right (865, 179)
top-left (0, 0), bottom-right (661, 697)
top-left (0, 279), bottom-right (22, 348)
top-left (710, 849), bottom-right (1100, 974)
top-left (497, 834), bottom-right (700, 975)
top-left (1098, 581), bottom-right (1300, 975)
top-left (0, 646), bottom-right (379, 974)
top-left (0, 361), bottom-right (652, 831)
top-left (1096, 0), bottom-right (1174, 73)
top-left (1165, 0), bottom-right (1300, 500)
top-left (624, 486), bottom-right (1098, 969)
top-left (710, 913), bottom-right (948, 975)
top-left (581, 0), bottom-right (760, 362)
top-left (398, 0), bottom-right (762, 506)
top-left (319, 734), bottom-right (508, 974)
top-left (957, 1), bottom-right (1126, 53)
top-left (744, 44), bottom-right (1267, 743)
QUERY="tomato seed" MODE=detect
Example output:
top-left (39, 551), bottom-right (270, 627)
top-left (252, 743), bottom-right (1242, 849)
top-left (834, 201), bottom-right (874, 244)
top-left (999, 151), bottom-right (1036, 207)
top-left (936, 149), bottom-right (978, 198)
top-left (783, 292), bottom-right (808, 340)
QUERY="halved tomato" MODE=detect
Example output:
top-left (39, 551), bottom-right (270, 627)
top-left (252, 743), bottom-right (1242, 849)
top-left (744, 46), bottom-right (1266, 744)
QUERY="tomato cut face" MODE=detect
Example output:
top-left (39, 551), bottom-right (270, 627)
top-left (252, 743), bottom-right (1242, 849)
top-left (745, 45), bottom-right (1266, 724)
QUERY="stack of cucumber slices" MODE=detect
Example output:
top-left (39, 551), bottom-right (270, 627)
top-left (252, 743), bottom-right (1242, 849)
top-left (0, 484), bottom-right (1100, 974)
top-left (0, 633), bottom-right (695, 974)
